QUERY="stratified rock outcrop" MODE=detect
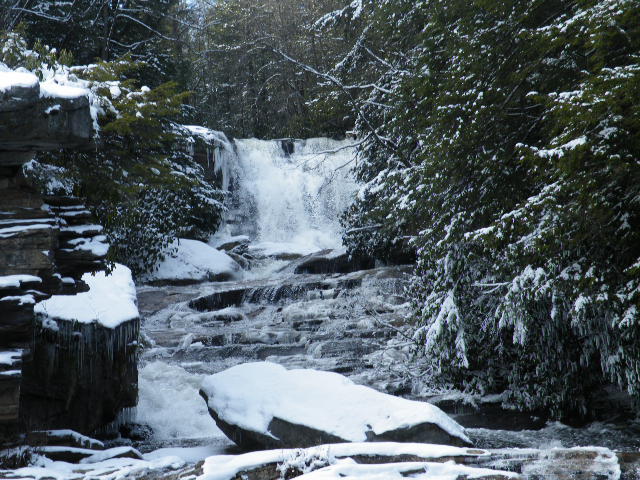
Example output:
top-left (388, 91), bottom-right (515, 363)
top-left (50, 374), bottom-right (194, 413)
top-left (0, 70), bottom-right (137, 441)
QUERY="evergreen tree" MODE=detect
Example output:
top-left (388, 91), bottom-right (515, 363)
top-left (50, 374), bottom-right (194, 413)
top-left (337, 0), bottom-right (640, 417)
top-left (186, 0), bottom-right (351, 138)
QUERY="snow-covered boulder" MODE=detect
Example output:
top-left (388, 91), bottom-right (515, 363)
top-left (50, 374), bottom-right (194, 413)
top-left (34, 263), bottom-right (138, 328)
top-left (199, 362), bottom-right (471, 450)
top-left (142, 239), bottom-right (241, 285)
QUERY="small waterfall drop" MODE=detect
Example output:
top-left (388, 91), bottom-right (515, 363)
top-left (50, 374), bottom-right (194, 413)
top-left (219, 137), bottom-right (358, 256)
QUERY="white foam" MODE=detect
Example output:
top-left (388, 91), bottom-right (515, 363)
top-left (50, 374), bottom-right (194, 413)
top-left (136, 361), bottom-right (229, 440)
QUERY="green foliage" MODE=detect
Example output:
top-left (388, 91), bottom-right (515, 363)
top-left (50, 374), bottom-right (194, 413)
top-left (338, 0), bottom-right (640, 417)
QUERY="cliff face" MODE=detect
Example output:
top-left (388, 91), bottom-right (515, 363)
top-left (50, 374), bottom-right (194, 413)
top-left (0, 71), bottom-right (138, 441)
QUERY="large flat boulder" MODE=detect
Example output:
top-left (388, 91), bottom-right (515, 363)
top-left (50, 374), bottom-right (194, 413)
top-left (198, 443), bottom-right (514, 480)
top-left (199, 362), bottom-right (471, 450)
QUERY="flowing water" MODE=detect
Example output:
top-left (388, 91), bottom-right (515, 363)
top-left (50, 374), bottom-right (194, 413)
top-left (130, 136), bottom-right (640, 461)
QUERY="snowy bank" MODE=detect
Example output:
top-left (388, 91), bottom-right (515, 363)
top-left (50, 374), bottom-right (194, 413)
top-left (200, 362), bottom-right (471, 449)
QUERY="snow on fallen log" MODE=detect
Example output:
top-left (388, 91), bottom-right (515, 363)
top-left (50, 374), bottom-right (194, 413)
top-left (198, 443), bottom-right (511, 480)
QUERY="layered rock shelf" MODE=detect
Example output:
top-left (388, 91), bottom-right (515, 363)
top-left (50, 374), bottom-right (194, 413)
top-left (0, 71), bottom-right (137, 441)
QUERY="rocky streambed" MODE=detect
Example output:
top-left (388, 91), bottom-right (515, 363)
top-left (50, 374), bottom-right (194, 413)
top-left (120, 247), bottom-right (640, 478)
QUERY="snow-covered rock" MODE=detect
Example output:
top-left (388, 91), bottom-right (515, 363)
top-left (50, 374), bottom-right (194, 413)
top-left (199, 362), bottom-right (471, 449)
top-left (142, 239), bottom-right (241, 285)
top-left (34, 263), bottom-right (138, 328)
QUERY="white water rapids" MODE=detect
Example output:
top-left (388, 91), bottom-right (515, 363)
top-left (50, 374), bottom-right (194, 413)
top-left (134, 136), bottom-right (361, 451)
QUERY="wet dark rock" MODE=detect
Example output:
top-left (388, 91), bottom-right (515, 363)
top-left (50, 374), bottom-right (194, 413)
top-left (20, 318), bottom-right (139, 434)
top-left (189, 277), bottom-right (363, 312)
top-left (118, 423), bottom-right (154, 442)
top-left (217, 237), bottom-right (250, 252)
top-left (36, 446), bottom-right (97, 463)
top-left (311, 340), bottom-right (378, 358)
top-left (291, 249), bottom-right (375, 275)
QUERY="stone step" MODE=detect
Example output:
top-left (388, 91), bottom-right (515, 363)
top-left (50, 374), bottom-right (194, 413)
top-left (190, 278), bottom-right (362, 311)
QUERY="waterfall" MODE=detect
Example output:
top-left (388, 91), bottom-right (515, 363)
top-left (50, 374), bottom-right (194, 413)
top-left (218, 137), bottom-right (358, 256)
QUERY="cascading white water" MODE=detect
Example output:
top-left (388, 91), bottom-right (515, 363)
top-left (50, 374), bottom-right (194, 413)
top-left (219, 137), bottom-right (358, 256)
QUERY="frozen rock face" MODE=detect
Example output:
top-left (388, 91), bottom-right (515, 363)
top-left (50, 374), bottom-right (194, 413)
top-left (199, 362), bottom-right (471, 450)
top-left (21, 265), bottom-right (139, 433)
top-left (0, 69), bottom-right (136, 440)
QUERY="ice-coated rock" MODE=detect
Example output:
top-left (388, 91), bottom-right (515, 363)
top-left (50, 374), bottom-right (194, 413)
top-left (199, 362), bottom-right (471, 450)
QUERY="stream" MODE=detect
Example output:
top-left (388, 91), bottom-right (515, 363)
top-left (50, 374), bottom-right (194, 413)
top-left (126, 137), bottom-right (640, 460)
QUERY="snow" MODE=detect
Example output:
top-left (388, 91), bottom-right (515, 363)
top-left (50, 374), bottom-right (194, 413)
top-left (34, 263), bottom-right (138, 328)
top-left (9, 455), bottom-right (186, 480)
top-left (78, 446), bottom-right (141, 464)
top-left (0, 294), bottom-right (36, 305)
top-left (294, 461), bottom-right (518, 480)
top-left (37, 430), bottom-right (104, 450)
top-left (200, 362), bottom-right (470, 445)
top-left (201, 450), bottom-right (299, 480)
top-left (184, 125), bottom-right (233, 150)
top-left (64, 235), bottom-right (109, 257)
top-left (0, 70), bottom-right (38, 93)
top-left (0, 274), bottom-right (41, 289)
top-left (144, 445), bottom-right (229, 463)
top-left (60, 224), bottom-right (103, 234)
top-left (141, 239), bottom-right (241, 284)
top-left (199, 444), bottom-right (497, 480)
top-left (0, 350), bottom-right (22, 366)
top-left (40, 80), bottom-right (89, 100)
